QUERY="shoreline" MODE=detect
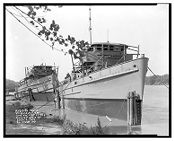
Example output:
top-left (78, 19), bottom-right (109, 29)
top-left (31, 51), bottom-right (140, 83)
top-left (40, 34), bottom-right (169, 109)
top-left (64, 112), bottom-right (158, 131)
top-left (5, 100), bottom-right (108, 135)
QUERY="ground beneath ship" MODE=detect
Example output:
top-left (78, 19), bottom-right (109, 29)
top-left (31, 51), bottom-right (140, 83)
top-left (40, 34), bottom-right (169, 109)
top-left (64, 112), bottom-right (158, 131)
top-left (5, 100), bottom-right (63, 135)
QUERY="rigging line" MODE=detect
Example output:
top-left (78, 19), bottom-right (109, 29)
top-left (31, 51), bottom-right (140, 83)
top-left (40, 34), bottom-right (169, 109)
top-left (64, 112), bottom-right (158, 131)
top-left (11, 6), bottom-right (43, 19)
top-left (115, 99), bottom-right (126, 117)
top-left (6, 8), bottom-right (63, 53)
top-left (13, 6), bottom-right (40, 31)
top-left (14, 6), bottom-right (78, 50)
top-left (147, 66), bottom-right (169, 89)
top-left (15, 6), bottom-right (93, 57)
top-left (14, 6), bottom-right (60, 38)
top-left (10, 6), bottom-right (44, 19)
top-left (59, 82), bottom-right (72, 96)
top-left (14, 6), bottom-right (71, 54)
top-left (14, 6), bottom-right (44, 28)
top-left (32, 101), bottom-right (52, 111)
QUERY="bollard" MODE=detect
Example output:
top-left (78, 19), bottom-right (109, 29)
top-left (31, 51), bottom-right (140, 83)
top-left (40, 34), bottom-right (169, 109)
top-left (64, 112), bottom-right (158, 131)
top-left (54, 89), bottom-right (61, 109)
top-left (127, 91), bottom-right (142, 126)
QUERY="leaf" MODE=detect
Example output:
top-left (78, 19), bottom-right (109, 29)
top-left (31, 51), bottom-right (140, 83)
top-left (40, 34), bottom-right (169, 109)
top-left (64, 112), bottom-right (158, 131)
top-left (46, 36), bottom-right (49, 40)
top-left (68, 35), bottom-right (71, 41)
top-left (42, 18), bottom-right (46, 23)
top-left (31, 16), bottom-right (35, 20)
top-left (68, 49), bottom-right (74, 55)
top-left (37, 18), bottom-right (41, 22)
top-left (44, 6), bottom-right (47, 10)
top-left (59, 40), bottom-right (62, 45)
top-left (55, 37), bottom-right (60, 42)
top-left (34, 6), bottom-right (40, 10)
top-left (27, 6), bottom-right (33, 11)
top-left (64, 43), bottom-right (68, 47)
top-left (70, 37), bottom-right (75, 44)
top-left (76, 41), bottom-right (79, 46)
top-left (73, 53), bottom-right (78, 59)
top-left (53, 31), bottom-right (57, 37)
top-left (58, 5), bottom-right (63, 8)
top-left (33, 11), bottom-right (36, 16)
top-left (27, 11), bottom-right (31, 16)
top-left (38, 31), bottom-right (42, 35)
top-left (42, 26), bottom-right (46, 32)
top-left (30, 21), bottom-right (34, 25)
top-left (52, 42), bottom-right (55, 47)
top-left (49, 24), bottom-right (53, 30)
top-left (52, 20), bottom-right (55, 25)
top-left (61, 39), bottom-right (65, 44)
top-left (45, 31), bottom-right (51, 36)
top-left (85, 42), bottom-right (89, 46)
top-left (54, 25), bottom-right (59, 31)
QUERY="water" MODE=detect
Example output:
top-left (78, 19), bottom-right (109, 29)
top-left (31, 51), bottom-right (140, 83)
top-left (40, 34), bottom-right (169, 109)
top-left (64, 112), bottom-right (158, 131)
top-left (141, 85), bottom-right (169, 136)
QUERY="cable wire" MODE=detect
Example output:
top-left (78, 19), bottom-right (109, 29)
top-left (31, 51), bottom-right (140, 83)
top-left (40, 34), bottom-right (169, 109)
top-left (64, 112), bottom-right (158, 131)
top-left (147, 67), bottom-right (169, 89)
top-left (13, 6), bottom-right (77, 54)
top-left (6, 8), bottom-right (64, 53)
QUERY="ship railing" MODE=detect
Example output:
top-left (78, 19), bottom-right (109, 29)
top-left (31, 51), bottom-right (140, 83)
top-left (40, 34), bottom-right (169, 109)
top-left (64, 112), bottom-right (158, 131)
top-left (85, 47), bottom-right (140, 76)
top-left (115, 54), bottom-right (126, 65)
top-left (72, 54), bottom-right (101, 74)
top-left (73, 45), bottom-right (140, 78)
top-left (84, 55), bottom-right (103, 75)
top-left (127, 45), bottom-right (140, 58)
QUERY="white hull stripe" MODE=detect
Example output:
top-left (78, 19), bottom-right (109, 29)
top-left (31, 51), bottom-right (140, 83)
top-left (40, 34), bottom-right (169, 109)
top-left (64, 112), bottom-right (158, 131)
top-left (64, 68), bottom-right (139, 91)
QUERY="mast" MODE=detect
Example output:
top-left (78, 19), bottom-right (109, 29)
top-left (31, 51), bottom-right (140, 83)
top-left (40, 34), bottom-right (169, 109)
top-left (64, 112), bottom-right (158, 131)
top-left (107, 29), bottom-right (109, 43)
top-left (89, 7), bottom-right (92, 45)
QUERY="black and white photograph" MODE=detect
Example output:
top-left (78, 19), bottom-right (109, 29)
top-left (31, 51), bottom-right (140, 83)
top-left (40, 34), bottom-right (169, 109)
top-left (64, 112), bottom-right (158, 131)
top-left (4, 3), bottom-right (171, 137)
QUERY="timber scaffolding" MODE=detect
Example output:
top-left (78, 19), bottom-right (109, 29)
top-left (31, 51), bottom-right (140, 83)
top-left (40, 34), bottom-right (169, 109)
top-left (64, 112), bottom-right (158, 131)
top-left (14, 64), bottom-right (59, 99)
top-left (127, 91), bottom-right (142, 126)
top-left (67, 43), bottom-right (141, 82)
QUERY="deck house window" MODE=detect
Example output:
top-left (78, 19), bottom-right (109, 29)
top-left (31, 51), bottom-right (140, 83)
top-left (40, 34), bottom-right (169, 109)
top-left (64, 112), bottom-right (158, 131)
top-left (96, 45), bottom-right (102, 51)
top-left (96, 47), bottom-right (102, 51)
top-left (114, 47), bottom-right (121, 51)
top-left (103, 45), bottom-right (108, 51)
top-left (92, 44), bottom-right (102, 51)
top-left (109, 45), bottom-right (114, 51)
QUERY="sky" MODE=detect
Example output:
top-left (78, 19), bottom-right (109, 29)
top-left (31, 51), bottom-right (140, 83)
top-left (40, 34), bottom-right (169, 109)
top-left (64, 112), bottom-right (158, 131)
top-left (5, 4), bottom-right (169, 81)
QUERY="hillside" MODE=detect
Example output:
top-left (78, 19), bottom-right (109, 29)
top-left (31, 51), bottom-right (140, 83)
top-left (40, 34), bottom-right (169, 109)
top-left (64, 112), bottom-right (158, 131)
top-left (145, 74), bottom-right (169, 85)
top-left (6, 79), bottom-right (18, 92)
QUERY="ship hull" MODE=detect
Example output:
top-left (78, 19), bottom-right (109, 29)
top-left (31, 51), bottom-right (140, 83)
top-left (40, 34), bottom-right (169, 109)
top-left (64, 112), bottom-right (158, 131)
top-left (63, 98), bottom-right (128, 121)
top-left (16, 57), bottom-right (148, 123)
top-left (15, 73), bottom-right (57, 101)
top-left (60, 57), bottom-right (148, 121)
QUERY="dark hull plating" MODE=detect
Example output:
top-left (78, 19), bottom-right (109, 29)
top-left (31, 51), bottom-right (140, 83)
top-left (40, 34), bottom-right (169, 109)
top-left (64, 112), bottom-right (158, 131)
top-left (23, 92), bottom-right (55, 102)
top-left (63, 98), bottom-right (128, 121)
